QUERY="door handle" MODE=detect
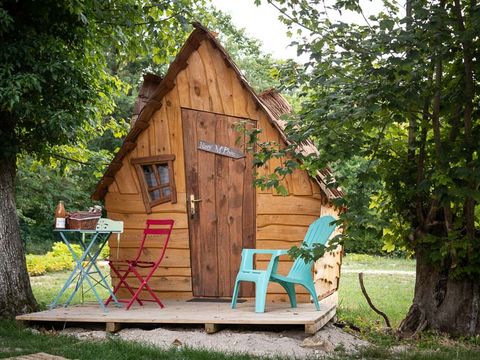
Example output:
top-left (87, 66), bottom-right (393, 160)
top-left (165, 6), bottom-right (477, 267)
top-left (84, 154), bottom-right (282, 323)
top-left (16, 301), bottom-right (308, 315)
top-left (189, 194), bottom-right (202, 218)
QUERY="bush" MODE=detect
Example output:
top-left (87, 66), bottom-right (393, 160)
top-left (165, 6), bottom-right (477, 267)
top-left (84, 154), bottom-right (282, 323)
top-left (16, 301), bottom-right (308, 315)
top-left (99, 244), bottom-right (110, 260)
top-left (26, 242), bottom-right (82, 276)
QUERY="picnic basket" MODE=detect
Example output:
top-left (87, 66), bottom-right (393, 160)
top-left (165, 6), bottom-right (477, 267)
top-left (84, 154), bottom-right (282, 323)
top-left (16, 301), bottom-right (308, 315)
top-left (67, 211), bottom-right (101, 230)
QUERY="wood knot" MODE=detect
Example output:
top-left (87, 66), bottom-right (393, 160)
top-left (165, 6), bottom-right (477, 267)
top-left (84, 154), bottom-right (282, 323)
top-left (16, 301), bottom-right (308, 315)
top-left (194, 85), bottom-right (201, 96)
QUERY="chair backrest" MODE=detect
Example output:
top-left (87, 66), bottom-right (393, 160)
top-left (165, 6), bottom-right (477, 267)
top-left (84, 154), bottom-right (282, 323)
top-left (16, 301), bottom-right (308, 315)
top-left (133, 219), bottom-right (175, 265)
top-left (287, 215), bottom-right (337, 278)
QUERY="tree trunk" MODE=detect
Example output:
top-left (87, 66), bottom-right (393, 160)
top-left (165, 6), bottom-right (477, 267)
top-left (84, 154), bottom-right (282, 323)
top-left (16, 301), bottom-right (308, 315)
top-left (399, 247), bottom-right (480, 337)
top-left (0, 154), bottom-right (37, 318)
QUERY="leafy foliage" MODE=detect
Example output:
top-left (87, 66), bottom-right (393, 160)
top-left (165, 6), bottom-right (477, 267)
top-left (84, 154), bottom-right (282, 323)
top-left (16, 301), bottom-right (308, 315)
top-left (10, 3), bottom-right (289, 253)
top-left (1, 0), bottom-right (206, 253)
top-left (16, 153), bottom-right (111, 253)
top-left (26, 242), bottom-right (82, 276)
top-left (254, 0), bottom-right (480, 278)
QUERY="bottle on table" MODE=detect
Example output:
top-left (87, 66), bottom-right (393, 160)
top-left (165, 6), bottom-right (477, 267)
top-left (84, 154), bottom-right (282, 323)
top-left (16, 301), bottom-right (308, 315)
top-left (54, 201), bottom-right (66, 229)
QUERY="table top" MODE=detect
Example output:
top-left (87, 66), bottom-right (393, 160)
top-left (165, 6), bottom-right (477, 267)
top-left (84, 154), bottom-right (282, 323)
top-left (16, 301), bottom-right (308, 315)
top-left (53, 218), bottom-right (124, 234)
top-left (53, 228), bottom-right (123, 234)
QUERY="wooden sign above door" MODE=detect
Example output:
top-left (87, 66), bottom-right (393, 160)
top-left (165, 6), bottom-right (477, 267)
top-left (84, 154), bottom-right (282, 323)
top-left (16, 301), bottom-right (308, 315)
top-left (198, 140), bottom-right (246, 159)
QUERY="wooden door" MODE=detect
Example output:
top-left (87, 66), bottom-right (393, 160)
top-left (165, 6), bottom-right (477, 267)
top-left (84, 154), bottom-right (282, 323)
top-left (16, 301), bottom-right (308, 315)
top-left (182, 108), bottom-right (255, 297)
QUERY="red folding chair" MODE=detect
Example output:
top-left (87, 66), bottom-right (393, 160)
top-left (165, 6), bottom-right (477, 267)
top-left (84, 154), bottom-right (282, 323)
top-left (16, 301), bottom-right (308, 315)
top-left (105, 219), bottom-right (174, 310)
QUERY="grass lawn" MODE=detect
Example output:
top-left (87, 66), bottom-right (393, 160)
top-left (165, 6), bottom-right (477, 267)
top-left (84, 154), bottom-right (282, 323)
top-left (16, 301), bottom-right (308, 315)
top-left (31, 264), bottom-right (111, 310)
top-left (1, 254), bottom-right (479, 360)
top-left (342, 253), bottom-right (416, 272)
top-left (338, 272), bottom-right (414, 329)
top-left (0, 320), bottom-right (252, 360)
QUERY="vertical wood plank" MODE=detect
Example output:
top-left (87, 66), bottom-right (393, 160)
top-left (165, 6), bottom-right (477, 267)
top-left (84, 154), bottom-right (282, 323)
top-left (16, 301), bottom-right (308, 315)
top-left (176, 69), bottom-right (191, 108)
top-left (115, 156), bottom-right (139, 194)
top-left (182, 109), bottom-right (201, 296)
top-left (215, 115), bottom-right (231, 296)
top-left (209, 44), bottom-right (234, 114)
top-left (186, 50), bottom-right (209, 111)
top-left (135, 128), bottom-right (150, 157)
top-left (125, 151), bottom-right (142, 193)
top-left (231, 70), bottom-right (249, 118)
top-left (240, 119), bottom-right (255, 297)
top-left (108, 180), bottom-right (120, 193)
top-left (167, 88), bottom-right (186, 193)
top-left (154, 105), bottom-right (171, 154)
top-left (196, 111), bottom-right (218, 296)
top-left (291, 168), bottom-right (313, 196)
top-left (149, 113), bottom-right (156, 155)
top-left (197, 42), bottom-right (224, 114)
top-left (255, 113), bottom-right (272, 194)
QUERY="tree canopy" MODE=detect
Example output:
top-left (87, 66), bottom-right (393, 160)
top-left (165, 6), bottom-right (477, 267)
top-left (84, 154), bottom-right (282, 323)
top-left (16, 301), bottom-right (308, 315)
top-left (0, 0), bottom-right (212, 318)
top-left (255, 0), bottom-right (479, 335)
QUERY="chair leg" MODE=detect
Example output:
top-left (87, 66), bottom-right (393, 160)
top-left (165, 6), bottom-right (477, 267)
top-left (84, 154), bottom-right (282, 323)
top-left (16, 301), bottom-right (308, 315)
top-left (105, 265), bottom-right (143, 307)
top-left (142, 281), bottom-right (165, 309)
top-left (255, 281), bottom-right (268, 313)
top-left (303, 281), bottom-right (320, 311)
top-left (127, 268), bottom-right (164, 310)
top-left (277, 281), bottom-right (297, 308)
top-left (231, 279), bottom-right (241, 309)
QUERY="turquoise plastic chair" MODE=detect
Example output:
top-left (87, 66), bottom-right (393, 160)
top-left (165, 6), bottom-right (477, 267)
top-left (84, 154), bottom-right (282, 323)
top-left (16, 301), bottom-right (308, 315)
top-left (231, 215), bottom-right (337, 313)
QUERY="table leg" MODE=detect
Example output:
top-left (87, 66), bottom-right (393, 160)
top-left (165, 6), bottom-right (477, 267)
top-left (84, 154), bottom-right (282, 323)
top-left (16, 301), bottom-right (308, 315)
top-left (63, 233), bottom-right (108, 310)
top-left (80, 233), bottom-right (121, 307)
top-left (49, 232), bottom-right (89, 309)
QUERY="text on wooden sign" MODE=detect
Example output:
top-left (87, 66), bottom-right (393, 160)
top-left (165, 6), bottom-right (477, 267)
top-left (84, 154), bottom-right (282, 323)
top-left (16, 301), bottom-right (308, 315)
top-left (198, 140), bottom-right (245, 159)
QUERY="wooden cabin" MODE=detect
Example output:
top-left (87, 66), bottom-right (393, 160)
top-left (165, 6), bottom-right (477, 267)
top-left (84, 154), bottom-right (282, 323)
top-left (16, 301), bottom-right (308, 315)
top-left (92, 23), bottom-right (343, 306)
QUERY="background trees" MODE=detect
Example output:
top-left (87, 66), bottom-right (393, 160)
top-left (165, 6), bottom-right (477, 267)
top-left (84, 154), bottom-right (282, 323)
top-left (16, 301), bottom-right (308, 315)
top-left (1, 0), bottom-right (285, 317)
top-left (262, 0), bottom-right (479, 335)
top-left (0, 0), bottom-right (212, 318)
top-left (13, 5), bottom-right (284, 255)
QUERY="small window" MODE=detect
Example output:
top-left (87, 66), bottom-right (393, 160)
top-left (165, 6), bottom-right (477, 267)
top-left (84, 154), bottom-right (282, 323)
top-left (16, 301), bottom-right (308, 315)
top-left (132, 155), bottom-right (176, 213)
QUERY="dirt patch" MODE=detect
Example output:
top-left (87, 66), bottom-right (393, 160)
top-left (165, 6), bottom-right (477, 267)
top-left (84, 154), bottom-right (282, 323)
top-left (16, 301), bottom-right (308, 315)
top-left (60, 323), bottom-right (368, 358)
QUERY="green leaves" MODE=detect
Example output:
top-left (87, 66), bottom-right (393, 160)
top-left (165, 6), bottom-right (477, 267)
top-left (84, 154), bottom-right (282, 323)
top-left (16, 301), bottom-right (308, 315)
top-left (267, 0), bottom-right (480, 278)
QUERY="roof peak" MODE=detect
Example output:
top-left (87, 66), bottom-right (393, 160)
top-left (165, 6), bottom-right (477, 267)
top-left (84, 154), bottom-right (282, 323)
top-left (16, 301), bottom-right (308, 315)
top-left (92, 23), bottom-right (342, 201)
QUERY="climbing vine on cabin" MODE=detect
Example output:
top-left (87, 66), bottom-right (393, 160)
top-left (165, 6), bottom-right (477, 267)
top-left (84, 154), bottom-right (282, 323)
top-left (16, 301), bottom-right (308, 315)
top-left (236, 120), bottom-right (343, 263)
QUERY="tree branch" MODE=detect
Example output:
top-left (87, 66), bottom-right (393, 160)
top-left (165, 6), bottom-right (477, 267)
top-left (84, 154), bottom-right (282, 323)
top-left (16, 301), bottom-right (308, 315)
top-left (359, 272), bottom-right (391, 328)
top-left (49, 153), bottom-right (108, 166)
top-left (453, 0), bottom-right (476, 240)
top-left (430, 0), bottom-right (452, 233)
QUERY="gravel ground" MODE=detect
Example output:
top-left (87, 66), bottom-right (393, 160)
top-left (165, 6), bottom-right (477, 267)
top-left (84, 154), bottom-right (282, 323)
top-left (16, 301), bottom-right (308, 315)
top-left (60, 323), bottom-right (369, 358)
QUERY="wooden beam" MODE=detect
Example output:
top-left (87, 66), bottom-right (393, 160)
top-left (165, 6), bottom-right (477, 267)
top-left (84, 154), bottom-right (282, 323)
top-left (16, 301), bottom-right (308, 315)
top-left (106, 322), bottom-right (121, 333)
top-left (205, 323), bottom-right (221, 334)
top-left (304, 305), bottom-right (336, 334)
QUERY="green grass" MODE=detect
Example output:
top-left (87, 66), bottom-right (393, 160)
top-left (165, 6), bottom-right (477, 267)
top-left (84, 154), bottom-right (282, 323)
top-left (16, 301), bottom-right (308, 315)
top-left (0, 320), bottom-right (255, 360)
top-left (333, 344), bottom-right (480, 360)
top-left (338, 272), bottom-right (414, 329)
top-left (1, 319), bottom-right (479, 360)
top-left (30, 266), bottom-right (110, 310)
top-left (342, 253), bottom-right (416, 272)
top-left (5, 254), bottom-right (478, 359)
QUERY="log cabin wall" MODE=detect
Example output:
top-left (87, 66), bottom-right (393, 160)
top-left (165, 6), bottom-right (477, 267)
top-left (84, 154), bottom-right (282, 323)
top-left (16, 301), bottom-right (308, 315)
top-left (103, 37), bottom-right (340, 303)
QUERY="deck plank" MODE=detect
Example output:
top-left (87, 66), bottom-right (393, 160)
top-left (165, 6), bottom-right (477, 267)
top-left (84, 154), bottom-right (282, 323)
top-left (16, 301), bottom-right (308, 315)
top-left (16, 299), bottom-right (336, 333)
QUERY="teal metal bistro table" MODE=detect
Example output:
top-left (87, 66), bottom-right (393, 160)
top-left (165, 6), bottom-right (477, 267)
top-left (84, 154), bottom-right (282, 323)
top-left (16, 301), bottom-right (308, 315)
top-left (50, 218), bottom-right (124, 311)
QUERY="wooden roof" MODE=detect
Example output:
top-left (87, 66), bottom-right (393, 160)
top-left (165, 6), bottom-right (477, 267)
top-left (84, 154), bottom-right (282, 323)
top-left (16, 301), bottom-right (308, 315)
top-left (92, 23), bottom-right (342, 201)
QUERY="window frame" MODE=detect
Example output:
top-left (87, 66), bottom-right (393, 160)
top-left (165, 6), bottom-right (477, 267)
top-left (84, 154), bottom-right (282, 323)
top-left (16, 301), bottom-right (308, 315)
top-left (131, 155), bottom-right (177, 213)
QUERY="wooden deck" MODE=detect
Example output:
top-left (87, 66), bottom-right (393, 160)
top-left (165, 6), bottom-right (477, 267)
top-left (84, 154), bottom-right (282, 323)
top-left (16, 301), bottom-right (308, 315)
top-left (16, 295), bottom-right (337, 335)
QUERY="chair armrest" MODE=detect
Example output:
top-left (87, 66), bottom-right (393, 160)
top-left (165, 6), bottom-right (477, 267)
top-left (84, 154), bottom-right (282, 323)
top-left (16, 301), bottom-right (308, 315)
top-left (240, 249), bottom-right (288, 271)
